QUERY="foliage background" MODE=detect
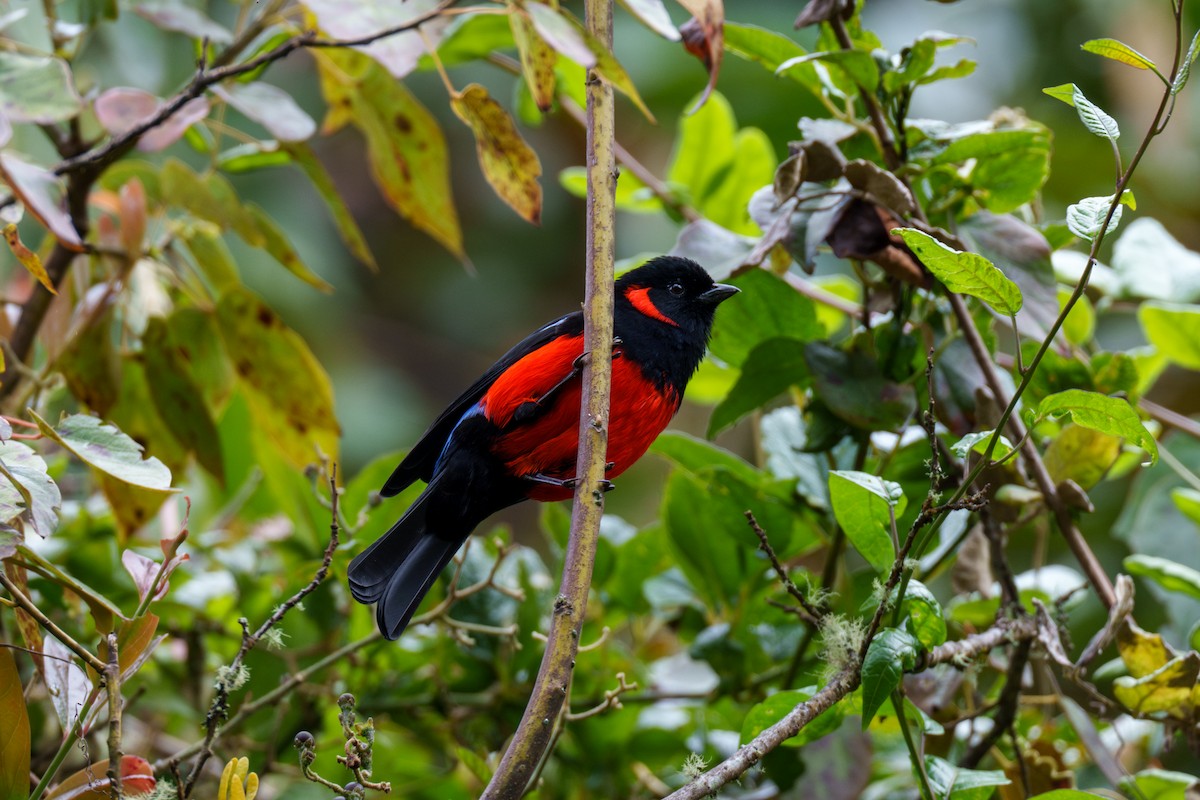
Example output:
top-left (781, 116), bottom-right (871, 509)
top-left (4, 0), bottom-right (1200, 799)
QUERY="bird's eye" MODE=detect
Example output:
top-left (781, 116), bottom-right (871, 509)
top-left (668, 282), bottom-right (684, 296)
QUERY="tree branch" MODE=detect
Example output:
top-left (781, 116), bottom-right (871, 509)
top-left (481, 0), bottom-right (617, 795)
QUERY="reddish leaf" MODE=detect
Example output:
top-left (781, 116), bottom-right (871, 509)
top-left (45, 755), bottom-right (156, 800)
top-left (118, 178), bottom-right (146, 256)
top-left (0, 648), bottom-right (30, 800)
top-left (94, 87), bottom-right (210, 152)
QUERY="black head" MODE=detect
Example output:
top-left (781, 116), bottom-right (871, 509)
top-left (615, 256), bottom-right (738, 340)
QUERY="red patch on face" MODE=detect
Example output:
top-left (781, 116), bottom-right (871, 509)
top-left (625, 286), bottom-right (678, 327)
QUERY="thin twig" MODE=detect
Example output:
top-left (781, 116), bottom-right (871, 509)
top-left (180, 468), bottom-right (343, 797)
top-left (0, 572), bottom-right (106, 673)
top-left (746, 511), bottom-right (823, 623)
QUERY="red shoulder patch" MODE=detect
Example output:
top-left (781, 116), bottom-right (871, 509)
top-left (625, 286), bottom-right (678, 327)
top-left (481, 333), bottom-right (584, 427)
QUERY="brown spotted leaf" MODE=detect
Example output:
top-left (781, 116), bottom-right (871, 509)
top-left (315, 47), bottom-right (462, 259)
top-left (3, 222), bottom-right (55, 293)
top-left (451, 83), bottom-right (542, 225)
top-left (511, 11), bottom-right (557, 112)
top-left (216, 288), bottom-right (339, 469)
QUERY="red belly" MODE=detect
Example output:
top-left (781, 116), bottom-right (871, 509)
top-left (490, 355), bottom-right (679, 501)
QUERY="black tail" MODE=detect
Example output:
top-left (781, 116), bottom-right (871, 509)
top-left (347, 487), bottom-right (463, 640)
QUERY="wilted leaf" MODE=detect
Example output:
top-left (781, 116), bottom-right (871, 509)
top-left (315, 48), bottom-right (462, 258)
top-left (844, 159), bottom-right (915, 215)
top-left (1113, 651), bottom-right (1200, 717)
top-left (214, 82), bottom-right (316, 142)
top-left (829, 470), bottom-right (906, 571)
top-left (861, 628), bottom-right (920, 726)
top-left (510, 11), bottom-right (557, 112)
top-left (451, 83), bottom-right (542, 224)
top-left (0, 154), bottom-right (84, 249)
top-left (3, 222), bottom-right (55, 294)
top-left (217, 288), bottom-right (340, 469)
top-left (897, 227), bottom-right (1022, 315)
top-left (1037, 390), bottom-right (1158, 465)
top-left (0, 51), bottom-right (81, 123)
top-left (0, 439), bottom-right (61, 538)
top-left (677, 0), bottom-right (724, 113)
top-left (794, 0), bottom-right (852, 29)
top-left (31, 412), bottom-right (174, 491)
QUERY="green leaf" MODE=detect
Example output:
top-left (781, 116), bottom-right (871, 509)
top-left (142, 317), bottom-right (224, 481)
top-left (559, 166), bottom-right (661, 213)
top-left (1120, 769), bottom-right (1200, 800)
top-left (650, 432), bottom-right (760, 485)
top-left (924, 756), bottom-right (1010, 800)
top-left (0, 648), bottom-right (30, 800)
top-left (932, 128), bottom-right (1051, 213)
top-left (708, 269), bottom-right (822, 367)
top-left (708, 338), bottom-right (809, 437)
top-left (1074, 83), bottom-right (1120, 140)
top-left (1172, 30), bottom-right (1200, 96)
top-left (1139, 302), bottom-right (1200, 369)
top-left (900, 580), bottom-right (946, 649)
top-left (1082, 38), bottom-right (1157, 70)
top-left (1043, 83), bottom-right (1077, 106)
top-left (778, 50), bottom-right (879, 91)
top-left (0, 51), bottom-right (82, 123)
top-left (315, 47), bottom-right (462, 259)
top-left (1067, 195), bottom-right (1123, 242)
top-left (760, 407), bottom-right (831, 510)
top-left (450, 83), bottom-right (543, 224)
top-left (1124, 554), bottom-right (1200, 602)
top-left (896, 228), bottom-right (1023, 315)
top-left (662, 471), bottom-right (750, 611)
top-left (1059, 287), bottom-right (1095, 345)
top-left (957, 213), bottom-right (1059, 342)
top-left (860, 628), bottom-right (920, 727)
top-left (1037, 389), bottom-right (1158, 465)
top-left (1028, 792), bottom-right (1111, 800)
top-left (741, 686), bottom-right (845, 747)
top-left (1171, 487), bottom-right (1200, 526)
top-left (829, 470), bottom-right (906, 571)
top-left (950, 430), bottom-right (1014, 461)
top-left (217, 288), bottom-right (340, 470)
top-left (723, 22), bottom-right (812, 84)
top-left (30, 412), bottom-right (174, 490)
top-left (419, 12), bottom-right (513, 68)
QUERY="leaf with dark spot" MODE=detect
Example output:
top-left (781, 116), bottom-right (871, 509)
top-left (451, 84), bottom-right (542, 225)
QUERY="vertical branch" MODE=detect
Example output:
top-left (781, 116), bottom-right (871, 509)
top-left (482, 0), bottom-right (616, 796)
top-left (105, 632), bottom-right (124, 799)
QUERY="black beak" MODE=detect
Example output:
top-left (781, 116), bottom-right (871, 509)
top-left (699, 283), bottom-right (739, 305)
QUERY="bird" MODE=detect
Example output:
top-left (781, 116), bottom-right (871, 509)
top-left (348, 256), bottom-right (739, 640)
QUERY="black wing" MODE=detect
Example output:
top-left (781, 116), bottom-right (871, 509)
top-left (380, 310), bottom-right (584, 497)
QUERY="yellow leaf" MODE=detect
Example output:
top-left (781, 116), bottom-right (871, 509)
top-left (1117, 618), bottom-right (1176, 678)
top-left (451, 83), bottom-right (543, 225)
top-left (3, 223), bottom-right (56, 294)
top-left (511, 11), bottom-right (557, 112)
top-left (219, 758), bottom-right (234, 800)
top-left (245, 772), bottom-right (259, 800)
top-left (1113, 652), bottom-right (1199, 718)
